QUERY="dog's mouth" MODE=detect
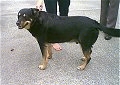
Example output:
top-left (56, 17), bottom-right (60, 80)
top-left (22, 22), bottom-right (29, 28)
top-left (18, 26), bottom-right (23, 29)
top-left (18, 21), bottom-right (30, 29)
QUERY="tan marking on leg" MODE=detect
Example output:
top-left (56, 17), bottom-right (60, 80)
top-left (81, 57), bottom-right (86, 61)
top-left (47, 44), bottom-right (52, 59)
top-left (77, 51), bottom-right (91, 70)
top-left (39, 43), bottom-right (49, 70)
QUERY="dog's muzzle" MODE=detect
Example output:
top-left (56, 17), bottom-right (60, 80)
top-left (16, 21), bottom-right (29, 29)
top-left (16, 21), bottom-right (22, 29)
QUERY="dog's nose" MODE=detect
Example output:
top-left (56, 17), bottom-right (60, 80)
top-left (16, 21), bottom-right (20, 26)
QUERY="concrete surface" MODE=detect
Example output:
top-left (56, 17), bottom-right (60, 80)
top-left (1, 0), bottom-right (120, 85)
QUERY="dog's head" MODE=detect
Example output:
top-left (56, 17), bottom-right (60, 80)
top-left (16, 8), bottom-right (39, 29)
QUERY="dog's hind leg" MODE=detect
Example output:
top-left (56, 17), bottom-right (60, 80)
top-left (77, 28), bottom-right (98, 70)
top-left (77, 47), bottom-right (92, 70)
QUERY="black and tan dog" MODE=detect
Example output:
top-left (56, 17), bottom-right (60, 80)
top-left (16, 8), bottom-right (120, 70)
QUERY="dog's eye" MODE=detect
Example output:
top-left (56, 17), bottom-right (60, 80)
top-left (18, 13), bottom-right (21, 16)
top-left (23, 14), bottom-right (26, 17)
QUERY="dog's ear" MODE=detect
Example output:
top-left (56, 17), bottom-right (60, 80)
top-left (30, 8), bottom-right (39, 16)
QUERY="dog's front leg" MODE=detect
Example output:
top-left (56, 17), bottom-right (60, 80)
top-left (47, 44), bottom-right (52, 59)
top-left (38, 43), bottom-right (49, 70)
top-left (36, 37), bottom-right (49, 70)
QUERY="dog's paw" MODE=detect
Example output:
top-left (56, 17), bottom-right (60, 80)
top-left (38, 65), bottom-right (46, 70)
top-left (77, 65), bottom-right (85, 70)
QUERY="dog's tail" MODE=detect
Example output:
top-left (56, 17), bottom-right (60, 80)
top-left (100, 27), bottom-right (120, 37)
top-left (97, 23), bottom-right (120, 37)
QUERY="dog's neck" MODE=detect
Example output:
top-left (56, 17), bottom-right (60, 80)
top-left (30, 18), bottom-right (37, 28)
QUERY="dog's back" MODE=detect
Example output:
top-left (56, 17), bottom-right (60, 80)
top-left (40, 12), bottom-right (99, 43)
